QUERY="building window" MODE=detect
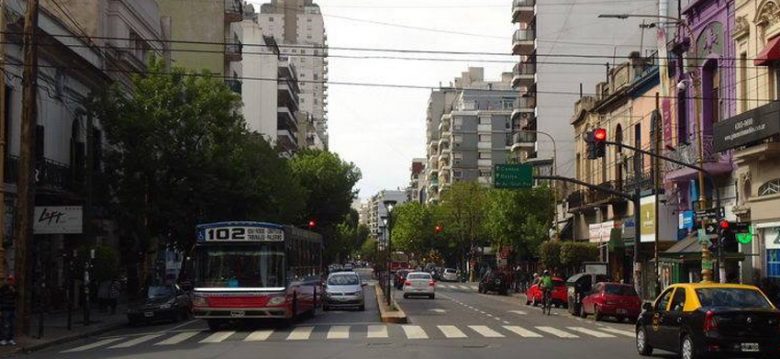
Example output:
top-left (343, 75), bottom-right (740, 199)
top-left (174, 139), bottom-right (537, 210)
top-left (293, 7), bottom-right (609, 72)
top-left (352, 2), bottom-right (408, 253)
top-left (269, 17), bottom-right (274, 22)
top-left (35, 125), bottom-right (44, 161)
top-left (479, 134), bottom-right (491, 142)
top-left (771, 64), bottom-right (780, 101)
top-left (758, 179), bottom-right (780, 196)
top-left (479, 169), bottom-right (491, 177)
top-left (479, 117), bottom-right (491, 125)
top-left (740, 52), bottom-right (747, 111)
top-left (479, 152), bottom-right (491, 159)
top-left (677, 90), bottom-right (688, 145)
top-left (768, 248), bottom-right (780, 279)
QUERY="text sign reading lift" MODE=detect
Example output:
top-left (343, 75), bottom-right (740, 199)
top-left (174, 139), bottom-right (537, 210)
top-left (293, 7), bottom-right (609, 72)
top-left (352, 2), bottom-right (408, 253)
top-left (493, 164), bottom-right (533, 189)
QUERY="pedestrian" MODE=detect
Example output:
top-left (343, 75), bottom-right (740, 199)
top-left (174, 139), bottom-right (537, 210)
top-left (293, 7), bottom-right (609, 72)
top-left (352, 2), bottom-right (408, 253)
top-left (109, 279), bottom-right (121, 315)
top-left (0, 275), bottom-right (17, 346)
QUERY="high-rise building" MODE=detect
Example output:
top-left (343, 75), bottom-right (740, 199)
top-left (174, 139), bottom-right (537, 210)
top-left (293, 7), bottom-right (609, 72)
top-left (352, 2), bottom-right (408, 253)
top-left (256, 0), bottom-right (328, 150)
top-left (408, 158), bottom-right (426, 203)
top-left (367, 190), bottom-right (408, 243)
top-left (422, 68), bottom-right (516, 203)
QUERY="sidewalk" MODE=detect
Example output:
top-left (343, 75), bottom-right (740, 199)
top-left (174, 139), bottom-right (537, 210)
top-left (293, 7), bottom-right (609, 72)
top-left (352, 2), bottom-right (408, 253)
top-left (0, 304), bottom-right (129, 357)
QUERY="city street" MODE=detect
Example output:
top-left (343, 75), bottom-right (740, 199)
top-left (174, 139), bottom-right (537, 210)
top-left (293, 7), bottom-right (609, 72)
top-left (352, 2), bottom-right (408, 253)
top-left (17, 270), bottom-right (659, 359)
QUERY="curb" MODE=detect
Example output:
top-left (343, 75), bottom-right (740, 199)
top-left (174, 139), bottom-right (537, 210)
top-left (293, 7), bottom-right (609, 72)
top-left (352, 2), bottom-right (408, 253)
top-left (373, 284), bottom-right (407, 324)
top-left (0, 322), bottom-right (127, 357)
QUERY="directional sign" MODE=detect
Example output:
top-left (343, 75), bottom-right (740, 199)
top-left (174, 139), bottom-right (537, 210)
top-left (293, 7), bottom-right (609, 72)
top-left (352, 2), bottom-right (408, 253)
top-left (697, 229), bottom-right (710, 245)
top-left (694, 207), bottom-right (725, 221)
top-left (493, 164), bottom-right (533, 189)
top-left (704, 223), bottom-right (718, 235)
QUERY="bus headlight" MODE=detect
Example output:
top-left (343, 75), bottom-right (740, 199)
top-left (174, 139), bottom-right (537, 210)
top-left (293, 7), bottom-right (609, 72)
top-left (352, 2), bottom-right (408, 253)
top-left (268, 296), bottom-right (286, 306)
top-left (192, 295), bottom-right (207, 307)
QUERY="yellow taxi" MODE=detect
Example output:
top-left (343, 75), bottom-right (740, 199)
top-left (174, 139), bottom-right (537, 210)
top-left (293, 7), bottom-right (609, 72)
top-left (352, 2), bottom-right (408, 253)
top-left (636, 283), bottom-right (780, 359)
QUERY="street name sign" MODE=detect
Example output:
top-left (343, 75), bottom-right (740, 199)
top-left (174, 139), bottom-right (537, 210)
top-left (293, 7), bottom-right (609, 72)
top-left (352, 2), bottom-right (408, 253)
top-left (694, 207), bottom-right (725, 221)
top-left (493, 164), bottom-right (533, 189)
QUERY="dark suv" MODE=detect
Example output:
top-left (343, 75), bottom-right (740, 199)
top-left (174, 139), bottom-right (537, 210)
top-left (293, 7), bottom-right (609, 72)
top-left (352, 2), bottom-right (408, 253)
top-left (478, 271), bottom-right (509, 295)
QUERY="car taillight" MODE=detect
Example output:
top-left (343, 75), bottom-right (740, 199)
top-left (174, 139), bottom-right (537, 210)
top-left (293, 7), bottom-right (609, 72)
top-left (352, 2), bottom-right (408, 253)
top-left (703, 310), bottom-right (718, 333)
top-left (404, 281), bottom-right (412, 286)
top-left (192, 295), bottom-right (207, 307)
top-left (429, 280), bottom-right (435, 286)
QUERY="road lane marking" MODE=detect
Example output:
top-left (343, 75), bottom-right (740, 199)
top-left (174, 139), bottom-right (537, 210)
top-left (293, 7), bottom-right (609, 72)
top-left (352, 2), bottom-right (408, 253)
top-left (62, 337), bottom-right (125, 353)
top-left (367, 325), bottom-right (388, 338)
top-left (287, 326), bottom-right (314, 340)
top-left (437, 325), bottom-right (467, 338)
top-left (430, 308), bottom-right (446, 313)
top-left (155, 331), bottom-right (199, 345)
top-left (535, 326), bottom-right (578, 338)
top-left (598, 327), bottom-right (635, 337)
top-left (108, 334), bottom-right (163, 349)
top-left (468, 325), bottom-right (504, 338)
top-left (458, 285), bottom-right (470, 290)
top-left (470, 286), bottom-right (478, 290)
top-left (402, 325), bottom-right (429, 339)
top-left (486, 313), bottom-right (494, 317)
top-left (327, 326), bottom-right (350, 339)
top-left (567, 327), bottom-right (616, 338)
top-left (503, 325), bottom-right (543, 338)
top-left (200, 331), bottom-right (235, 343)
top-left (502, 320), bottom-right (510, 324)
top-left (509, 310), bottom-right (527, 315)
top-left (244, 330), bottom-right (274, 341)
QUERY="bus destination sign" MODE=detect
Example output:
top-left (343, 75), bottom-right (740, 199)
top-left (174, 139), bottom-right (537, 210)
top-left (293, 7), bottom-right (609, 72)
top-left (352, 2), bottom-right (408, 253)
top-left (201, 226), bottom-right (284, 242)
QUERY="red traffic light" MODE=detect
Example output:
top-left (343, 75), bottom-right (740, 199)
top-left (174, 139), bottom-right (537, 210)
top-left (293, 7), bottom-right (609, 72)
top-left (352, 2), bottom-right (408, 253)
top-left (593, 128), bottom-right (607, 142)
top-left (308, 220), bottom-right (317, 229)
top-left (435, 225), bottom-right (442, 233)
top-left (719, 220), bottom-right (730, 230)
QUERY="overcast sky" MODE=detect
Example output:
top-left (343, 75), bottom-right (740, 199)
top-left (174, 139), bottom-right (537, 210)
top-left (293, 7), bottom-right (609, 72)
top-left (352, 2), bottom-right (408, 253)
top-left (248, 0), bottom-right (653, 201)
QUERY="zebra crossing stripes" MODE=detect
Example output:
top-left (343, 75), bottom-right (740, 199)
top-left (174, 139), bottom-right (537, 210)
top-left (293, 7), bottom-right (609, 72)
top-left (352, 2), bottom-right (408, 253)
top-left (535, 326), bottom-right (579, 338)
top-left (402, 325), bottom-right (429, 339)
top-left (366, 325), bottom-right (388, 338)
top-left (437, 325), bottom-right (467, 338)
top-left (200, 331), bottom-right (236, 343)
top-left (62, 337), bottom-right (125, 353)
top-left (156, 331), bottom-right (199, 345)
top-left (567, 327), bottom-right (616, 338)
top-left (597, 327), bottom-right (635, 337)
top-left (327, 326), bottom-right (350, 339)
top-left (502, 325), bottom-right (542, 338)
top-left (108, 334), bottom-right (163, 349)
top-left (509, 310), bottom-right (527, 315)
top-left (244, 330), bottom-right (274, 341)
top-left (468, 325), bottom-right (504, 338)
top-left (287, 326), bottom-right (314, 340)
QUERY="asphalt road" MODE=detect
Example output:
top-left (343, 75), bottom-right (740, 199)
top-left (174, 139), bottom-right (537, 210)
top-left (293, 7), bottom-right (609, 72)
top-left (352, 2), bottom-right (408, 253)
top-left (20, 270), bottom-right (673, 359)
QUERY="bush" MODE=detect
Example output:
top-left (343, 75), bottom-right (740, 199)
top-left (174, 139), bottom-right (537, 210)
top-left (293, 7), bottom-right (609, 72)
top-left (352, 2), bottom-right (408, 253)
top-left (560, 242), bottom-right (599, 269)
top-left (539, 241), bottom-right (561, 270)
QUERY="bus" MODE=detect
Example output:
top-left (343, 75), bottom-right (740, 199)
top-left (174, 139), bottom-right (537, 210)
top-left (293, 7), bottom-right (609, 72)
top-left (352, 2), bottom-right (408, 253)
top-left (190, 221), bottom-right (323, 330)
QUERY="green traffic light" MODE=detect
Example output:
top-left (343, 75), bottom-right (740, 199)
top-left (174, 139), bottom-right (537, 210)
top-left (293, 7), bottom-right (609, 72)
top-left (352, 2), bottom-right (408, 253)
top-left (736, 225), bottom-right (753, 244)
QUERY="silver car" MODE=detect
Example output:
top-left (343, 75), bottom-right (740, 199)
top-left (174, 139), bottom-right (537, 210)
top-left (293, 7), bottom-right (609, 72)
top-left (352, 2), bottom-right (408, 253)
top-left (323, 272), bottom-right (366, 311)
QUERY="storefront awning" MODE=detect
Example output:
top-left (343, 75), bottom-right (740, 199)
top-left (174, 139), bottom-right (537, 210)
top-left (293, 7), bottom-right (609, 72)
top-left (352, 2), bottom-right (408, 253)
top-left (660, 233), bottom-right (747, 262)
top-left (755, 36), bottom-right (780, 66)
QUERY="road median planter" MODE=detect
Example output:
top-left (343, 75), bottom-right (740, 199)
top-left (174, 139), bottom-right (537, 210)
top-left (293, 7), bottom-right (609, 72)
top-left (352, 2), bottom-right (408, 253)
top-left (374, 284), bottom-right (407, 323)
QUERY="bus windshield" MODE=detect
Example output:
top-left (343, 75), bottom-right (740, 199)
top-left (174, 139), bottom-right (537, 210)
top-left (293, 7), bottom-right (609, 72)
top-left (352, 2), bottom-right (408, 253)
top-left (195, 244), bottom-right (286, 288)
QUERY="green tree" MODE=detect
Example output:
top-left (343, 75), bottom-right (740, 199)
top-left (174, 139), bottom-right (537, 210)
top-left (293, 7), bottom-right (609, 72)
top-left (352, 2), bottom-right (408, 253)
top-left (290, 150), bottom-right (361, 262)
top-left (539, 241), bottom-right (562, 270)
top-left (390, 202), bottom-right (434, 257)
top-left (560, 242), bottom-right (599, 271)
top-left (483, 187), bottom-right (555, 264)
top-left (438, 182), bottom-right (487, 272)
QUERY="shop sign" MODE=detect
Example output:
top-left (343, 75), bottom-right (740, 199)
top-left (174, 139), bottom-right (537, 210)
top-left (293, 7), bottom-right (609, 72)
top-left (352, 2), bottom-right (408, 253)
top-left (640, 196), bottom-right (656, 242)
top-left (33, 206), bottom-right (83, 234)
top-left (714, 101), bottom-right (780, 152)
top-left (589, 221), bottom-right (615, 243)
top-left (765, 227), bottom-right (780, 250)
top-left (679, 210), bottom-right (694, 230)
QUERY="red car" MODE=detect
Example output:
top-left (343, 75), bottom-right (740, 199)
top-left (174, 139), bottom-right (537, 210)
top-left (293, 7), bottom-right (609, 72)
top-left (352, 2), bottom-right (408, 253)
top-left (526, 277), bottom-right (567, 307)
top-left (580, 282), bottom-right (641, 322)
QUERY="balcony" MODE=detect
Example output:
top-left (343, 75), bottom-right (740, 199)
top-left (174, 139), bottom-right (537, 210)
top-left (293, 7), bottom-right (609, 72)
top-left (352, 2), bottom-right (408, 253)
top-left (624, 171), bottom-right (653, 194)
top-left (566, 190), bottom-right (585, 210)
top-left (5, 156), bottom-right (76, 193)
top-left (664, 135), bottom-right (722, 173)
top-left (224, 0), bottom-right (243, 23)
top-left (438, 136), bottom-right (450, 148)
top-left (511, 96), bottom-right (536, 120)
top-left (225, 39), bottom-right (242, 62)
top-left (511, 131), bottom-right (536, 152)
top-left (278, 79), bottom-right (300, 112)
top-left (512, 28), bottom-right (536, 55)
top-left (277, 128), bottom-right (298, 151)
top-left (277, 107), bottom-right (299, 133)
top-left (225, 79), bottom-right (242, 94)
top-left (588, 181), bottom-right (618, 204)
top-left (512, 61), bottom-right (536, 89)
top-left (512, 0), bottom-right (536, 24)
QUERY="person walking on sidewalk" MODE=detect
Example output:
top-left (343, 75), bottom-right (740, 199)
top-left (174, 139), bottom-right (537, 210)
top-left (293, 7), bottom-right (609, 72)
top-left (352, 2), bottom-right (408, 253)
top-left (0, 275), bottom-right (17, 346)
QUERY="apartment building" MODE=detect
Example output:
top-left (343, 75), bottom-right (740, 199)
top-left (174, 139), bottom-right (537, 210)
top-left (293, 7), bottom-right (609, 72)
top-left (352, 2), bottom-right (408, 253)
top-left (367, 190), bottom-right (408, 243)
top-left (408, 158), bottom-right (426, 203)
top-left (158, 0), bottom-right (243, 91)
top-left (256, 0), bottom-right (328, 150)
top-left (422, 68), bottom-right (516, 203)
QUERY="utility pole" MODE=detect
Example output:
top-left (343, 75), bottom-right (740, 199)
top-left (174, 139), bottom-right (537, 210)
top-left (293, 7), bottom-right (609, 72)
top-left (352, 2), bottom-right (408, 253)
top-left (653, 93), bottom-right (661, 297)
top-left (0, 0), bottom-right (8, 282)
top-left (15, 0), bottom-right (40, 335)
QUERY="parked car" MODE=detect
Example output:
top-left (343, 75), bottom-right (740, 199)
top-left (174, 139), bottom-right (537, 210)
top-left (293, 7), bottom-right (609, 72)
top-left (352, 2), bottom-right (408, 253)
top-left (478, 271), bottom-right (509, 295)
top-left (566, 272), bottom-right (611, 316)
top-left (403, 272), bottom-right (436, 299)
top-left (343, 263), bottom-right (354, 271)
top-left (394, 269), bottom-right (411, 290)
top-left (636, 283), bottom-right (780, 358)
top-left (127, 285), bottom-right (192, 326)
top-left (441, 268), bottom-right (458, 282)
top-left (580, 282), bottom-right (641, 322)
top-left (526, 277), bottom-right (567, 307)
top-left (323, 271), bottom-right (366, 311)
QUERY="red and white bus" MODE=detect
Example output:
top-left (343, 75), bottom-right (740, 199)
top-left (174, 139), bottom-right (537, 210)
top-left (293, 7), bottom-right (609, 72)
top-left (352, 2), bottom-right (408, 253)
top-left (190, 222), bottom-right (322, 330)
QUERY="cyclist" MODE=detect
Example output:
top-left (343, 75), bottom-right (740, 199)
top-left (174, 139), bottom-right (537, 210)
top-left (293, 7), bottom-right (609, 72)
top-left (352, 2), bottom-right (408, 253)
top-left (539, 270), bottom-right (554, 311)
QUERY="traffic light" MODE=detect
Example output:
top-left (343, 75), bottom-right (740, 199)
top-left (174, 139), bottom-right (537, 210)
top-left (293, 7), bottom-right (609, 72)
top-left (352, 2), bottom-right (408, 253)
top-left (308, 219), bottom-right (317, 230)
top-left (717, 220), bottom-right (738, 253)
top-left (593, 128), bottom-right (607, 158)
top-left (434, 225), bottom-right (443, 234)
top-left (585, 131), bottom-right (597, 160)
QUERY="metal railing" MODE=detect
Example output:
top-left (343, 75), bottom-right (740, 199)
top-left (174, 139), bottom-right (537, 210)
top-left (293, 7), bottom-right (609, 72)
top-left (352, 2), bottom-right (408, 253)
top-left (513, 62), bottom-right (536, 77)
top-left (513, 0), bottom-right (536, 7)
top-left (225, 79), bottom-right (242, 94)
top-left (664, 135), bottom-right (721, 172)
top-left (225, 0), bottom-right (242, 15)
top-left (513, 96), bottom-right (536, 109)
top-left (513, 131), bottom-right (537, 144)
top-left (624, 171), bottom-right (654, 193)
top-left (225, 39), bottom-right (243, 58)
top-left (513, 29), bottom-right (535, 43)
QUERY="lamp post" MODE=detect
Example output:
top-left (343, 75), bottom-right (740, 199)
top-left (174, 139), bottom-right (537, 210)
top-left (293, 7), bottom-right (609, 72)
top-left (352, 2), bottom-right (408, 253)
top-left (518, 129), bottom-right (558, 237)
top-left (382, 200), bottom-right (397, 306)
top-left (600, 13), bottom-right (714, 283)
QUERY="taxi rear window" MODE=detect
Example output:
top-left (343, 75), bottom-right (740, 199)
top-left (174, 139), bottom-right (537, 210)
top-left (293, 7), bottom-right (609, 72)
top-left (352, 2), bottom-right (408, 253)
top-left (695, 288), bottom-right (773, 309)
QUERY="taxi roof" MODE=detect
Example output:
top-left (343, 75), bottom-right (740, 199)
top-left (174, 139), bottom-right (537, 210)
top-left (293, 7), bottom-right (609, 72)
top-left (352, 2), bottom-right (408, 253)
top-left (667, 282), bottom-right (760, 290)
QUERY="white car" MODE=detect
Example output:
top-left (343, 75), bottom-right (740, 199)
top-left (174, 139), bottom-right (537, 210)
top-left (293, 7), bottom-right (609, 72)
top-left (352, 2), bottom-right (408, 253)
top-left (441, 268), bottom-right (458, 282)
top-left (402, 272), bottom-right (435, 299)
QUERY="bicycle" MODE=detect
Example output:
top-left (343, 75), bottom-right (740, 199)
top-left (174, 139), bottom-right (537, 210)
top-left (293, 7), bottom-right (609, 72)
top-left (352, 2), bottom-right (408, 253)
top-left (541, 289), bottom-right (552, 315)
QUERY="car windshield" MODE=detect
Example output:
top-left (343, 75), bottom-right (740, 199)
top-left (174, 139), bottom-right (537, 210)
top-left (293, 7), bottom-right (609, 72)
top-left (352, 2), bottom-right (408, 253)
top-left (328, 275), bottom-right (359, 285)
top-left (696, 288), bottom-right (773, 309)
top-left (444, 269), bottom-right (455, 273)
top-left (194, 244), bottom-right (285, 288)
top-left (604, 284), bottom-right (638, 296)
top-left (148, 286), bottom-right (174, 299)
top-left (408, 273), bottom-right (431, 280)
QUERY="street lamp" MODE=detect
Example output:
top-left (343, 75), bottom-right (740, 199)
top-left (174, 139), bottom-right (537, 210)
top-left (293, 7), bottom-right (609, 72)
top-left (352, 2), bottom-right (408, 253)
top-left (599, 13), bottom-right (714, 283)
top-left (518, 129), bottom-right (558, 237)
top-left (382, 200), bottom-right (397, 306)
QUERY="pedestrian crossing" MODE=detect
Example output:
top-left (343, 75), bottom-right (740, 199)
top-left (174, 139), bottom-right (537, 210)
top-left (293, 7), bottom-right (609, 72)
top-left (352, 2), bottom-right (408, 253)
top-left (438, 284), bottom-right (478, 290)
top-left (60, 323), bottom-right (633, 353)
